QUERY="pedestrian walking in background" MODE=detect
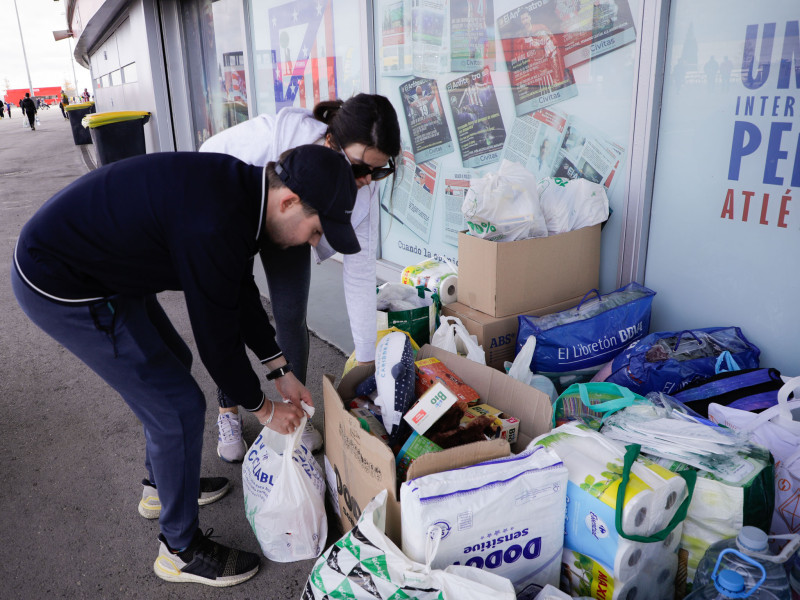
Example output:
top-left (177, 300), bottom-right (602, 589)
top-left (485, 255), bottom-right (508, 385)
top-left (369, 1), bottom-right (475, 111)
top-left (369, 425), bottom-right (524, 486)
top-left (6, 102), bottom-right (12, 118)
top-left (82, 88), bottom-right (90, 102)
top-left (11, 145), bottom-right (358, 587)
top-left (21, 93), bottom-right (37, 130)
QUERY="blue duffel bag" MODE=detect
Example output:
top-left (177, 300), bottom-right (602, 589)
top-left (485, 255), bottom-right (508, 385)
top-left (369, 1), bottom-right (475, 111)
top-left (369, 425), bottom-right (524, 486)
top-left (516, 282), bottom-right (656, 389)
top-left (605, 326), bottom-right (761, 396)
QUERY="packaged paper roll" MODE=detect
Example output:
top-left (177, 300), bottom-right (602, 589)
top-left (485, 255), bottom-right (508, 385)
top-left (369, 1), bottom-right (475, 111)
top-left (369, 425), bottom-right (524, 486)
top-left (561, 548), bottom-right (647, 600)
top-left (644, 550), bottom-right (678, 590)
top-left (534, 425), bottom-right (656, 537)
top-left (632, 458), bottom-right (688, 535)
top-left (401, 259), bottom-right (457, 303)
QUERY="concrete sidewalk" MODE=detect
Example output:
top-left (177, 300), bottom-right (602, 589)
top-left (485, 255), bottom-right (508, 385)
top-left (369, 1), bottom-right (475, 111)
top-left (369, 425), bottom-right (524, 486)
top-left (0, 108), bottom-right (348, 599)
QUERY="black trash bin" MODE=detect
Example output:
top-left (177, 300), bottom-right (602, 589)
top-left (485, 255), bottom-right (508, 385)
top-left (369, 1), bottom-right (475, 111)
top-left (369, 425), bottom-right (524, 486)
top-left (64, 102), bottom-right (96, 145)
top-left (82, 111), bottom-right (151, 166)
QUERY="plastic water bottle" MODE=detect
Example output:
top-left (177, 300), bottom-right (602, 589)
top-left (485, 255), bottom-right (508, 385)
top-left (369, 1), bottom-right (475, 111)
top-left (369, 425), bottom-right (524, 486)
top-left (686, 549), bottom-right (779, 599)
top-left (694, 527), bottom-right (793, 599)
top-left (789, 550), bottom-right (799, 600)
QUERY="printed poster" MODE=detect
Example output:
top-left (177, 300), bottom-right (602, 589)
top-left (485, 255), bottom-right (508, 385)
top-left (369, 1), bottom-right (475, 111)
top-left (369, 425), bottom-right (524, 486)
top-left (558, 0), bottom-right (638, 68)
top-left (503, 108), bottom-right (626, 191)
top-left (399, 77), bottom-right (454, 164)
top-left (446, 67), bottom-right (506, 168)
top-left (380, 150), bottom-right (438, 243)
top-left (497, 1), bottom-right (579, 116)
top-left (381, 0), bottom-right (412, 76)
top-left (412, 0), bottom-right (450, 74)
top-left (441, 169), bottom-right (473, 247)
top-left (269, 0), bottom-right (337, 111)
top-left (450, 0), bottom-right (496, 72)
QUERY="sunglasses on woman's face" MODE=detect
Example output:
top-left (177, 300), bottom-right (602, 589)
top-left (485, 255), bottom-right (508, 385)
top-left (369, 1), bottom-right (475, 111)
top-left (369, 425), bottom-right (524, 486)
top-left (350, 158), bottom-right (395, 181)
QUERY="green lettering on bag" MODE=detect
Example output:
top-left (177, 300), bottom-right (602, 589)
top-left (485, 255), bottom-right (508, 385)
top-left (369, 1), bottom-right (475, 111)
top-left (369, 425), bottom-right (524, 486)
top-left (337, 532), bottom-right (362, 560)
top-left (330, 577), bottom-right (355, 599)
top-left (361, 555), bottom-right (391, 580)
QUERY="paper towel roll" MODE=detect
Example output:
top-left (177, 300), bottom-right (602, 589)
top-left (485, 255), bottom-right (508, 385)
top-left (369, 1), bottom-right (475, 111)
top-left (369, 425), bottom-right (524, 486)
top-left (643, 551), bottom-right (678, 595)
top-left (632, 460), bottom-right (688, 535)
top-left (612, 539), bottom-right (649, 582)
top-left (435, 274), bottom-right (458, 304)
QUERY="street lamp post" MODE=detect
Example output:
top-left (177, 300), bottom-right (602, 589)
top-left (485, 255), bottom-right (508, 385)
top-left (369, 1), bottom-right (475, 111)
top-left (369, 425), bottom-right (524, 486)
top-left (12, 0), bottom-right (36, 97)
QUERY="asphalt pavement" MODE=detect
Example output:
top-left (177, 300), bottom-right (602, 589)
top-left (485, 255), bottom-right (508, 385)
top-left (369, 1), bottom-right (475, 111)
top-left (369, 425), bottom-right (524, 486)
top-left (0, 107), bottom-right (348, 599)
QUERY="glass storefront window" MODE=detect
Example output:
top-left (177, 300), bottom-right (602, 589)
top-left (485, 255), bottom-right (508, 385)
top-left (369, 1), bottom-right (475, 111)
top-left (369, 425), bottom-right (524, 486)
top-left (122, 62), bottom-right (138, 84)
top-left (645, 2), bottom-right (799, 370)
top-left (181, 0), bottom-right (249, 147)
top-left (373, 0), bottom-right (640, 290)
top-left (247, 0), bottom-right (366, 116)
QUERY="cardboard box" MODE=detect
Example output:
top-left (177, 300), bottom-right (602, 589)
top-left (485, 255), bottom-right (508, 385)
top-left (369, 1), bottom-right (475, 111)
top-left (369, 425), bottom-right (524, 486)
top-left (414, 357), bottom-right (481, 405)
top-left (461, 403), bottom-right (520, 446)
top-left (457, 224), bottom-right (601, 317)
top-left (442, 296), bottom-right (584, 371)
top-left (323, 344), bottom-right (553, 544)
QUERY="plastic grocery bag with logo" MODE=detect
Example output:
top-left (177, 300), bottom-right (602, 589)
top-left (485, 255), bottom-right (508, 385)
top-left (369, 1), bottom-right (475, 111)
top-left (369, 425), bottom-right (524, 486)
top-left (430, 315), bottom-right (486, 364)
top-left (462, 159), bottom-right (548, 242)
top-left (605, 326), bottom-right (761, 396)
top-left (516, 282), bottom-right (656, 391)
top-left (537, 177), bottom-right (610, 236)
top-left (242, 409), bottom-right (327, 562)
top-left (302, 489), bottom-right (517, 600)
top-left (400, 445), bottom-right (568, 595)
top-left (708, 376), bottom-right (800, 538)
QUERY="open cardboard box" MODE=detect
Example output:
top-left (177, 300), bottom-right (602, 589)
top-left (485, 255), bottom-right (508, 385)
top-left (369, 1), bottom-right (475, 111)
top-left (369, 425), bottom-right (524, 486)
top-left (457, 224), bottom-right (601, 318)
top-left (323, 344), bottom-right (553, 544)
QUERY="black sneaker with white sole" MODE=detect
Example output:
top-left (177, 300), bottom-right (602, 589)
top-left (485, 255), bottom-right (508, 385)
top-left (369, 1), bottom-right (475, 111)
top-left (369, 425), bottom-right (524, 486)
top-left (154, 528), bottom-right (260, 587)
top-left (139, 477), bottom-right (231, 519)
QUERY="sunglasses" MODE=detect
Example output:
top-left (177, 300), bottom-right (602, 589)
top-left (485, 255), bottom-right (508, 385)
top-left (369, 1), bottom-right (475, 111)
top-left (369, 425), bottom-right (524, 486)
top-left (350, 158), bottom-right (395, 181)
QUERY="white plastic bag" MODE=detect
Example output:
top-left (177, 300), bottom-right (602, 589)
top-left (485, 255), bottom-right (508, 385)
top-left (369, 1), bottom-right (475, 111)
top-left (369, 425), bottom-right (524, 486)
top-left (303, 489), bottom-right (517, 600)
top-left (537, 177), bottom-right (609, 235)
top-left (242, 410), bottom-right (327, 562)
top-left (401, 445), bottom-right (568, 593)
top-left (462, 160), bottom-right (547, 241)
top-left (708, 376), bottom-right (800, 536)
top-left (430, 316), bottom-right (486, 364)
top-left (507, 337), bottom-right (558, 404)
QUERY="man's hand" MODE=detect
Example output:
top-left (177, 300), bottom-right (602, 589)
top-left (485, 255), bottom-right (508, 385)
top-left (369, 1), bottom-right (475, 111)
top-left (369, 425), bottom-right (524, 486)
top-left (253, 398), bottom-right (304, 435)
top-left (273, 371), bottom-right (313, 410)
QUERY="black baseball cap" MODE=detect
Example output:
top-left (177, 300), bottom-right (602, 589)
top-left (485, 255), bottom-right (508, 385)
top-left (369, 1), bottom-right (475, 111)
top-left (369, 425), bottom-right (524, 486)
top-left (275, 145), bottom-right (360, 254)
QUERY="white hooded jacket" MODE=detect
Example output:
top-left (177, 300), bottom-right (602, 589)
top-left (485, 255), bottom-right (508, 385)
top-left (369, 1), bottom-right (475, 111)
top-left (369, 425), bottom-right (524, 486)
top-left (200, 108), bottom-right (379, 361)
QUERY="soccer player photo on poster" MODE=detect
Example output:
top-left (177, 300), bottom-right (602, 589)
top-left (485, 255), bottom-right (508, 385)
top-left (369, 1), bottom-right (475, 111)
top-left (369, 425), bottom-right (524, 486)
top-left (450, 0), bottom-right (496, 72)
top-left (446, 67), bottom-right (506, 168)
top-left (497, 0), bottom-right (579, 116)
top-left (399, 77), bottom-right (455, 164)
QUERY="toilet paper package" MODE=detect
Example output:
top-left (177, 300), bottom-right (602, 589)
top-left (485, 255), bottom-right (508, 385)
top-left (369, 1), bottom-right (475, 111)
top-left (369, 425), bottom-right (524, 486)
top-left (401, 259), bottom-right (459, 305)
top-left (533, 423), bottom-right (687, 538)
top-left (561, 547), bottom-right (677, 600)
top-left (400, 445), bottom-right (568, 592)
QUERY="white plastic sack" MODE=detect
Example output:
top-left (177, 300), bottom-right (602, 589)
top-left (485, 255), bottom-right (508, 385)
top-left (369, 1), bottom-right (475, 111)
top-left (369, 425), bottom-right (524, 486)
top-left (400, 445), bottom-right (568, 594)
top-left (537, 177), bottom-right (609, 235)
top-left (507, 336), bottom-right (558, 404)
top-left (708, 376), bottom-right (800, 536)
top-left (302, 489), bottom-right (517, 600)
top-left (430, 315), bottom-right (486, 364)
top-left (242, 411), bottom-right (327, 562)
top-left (462, 159), bottom-right (547, 241)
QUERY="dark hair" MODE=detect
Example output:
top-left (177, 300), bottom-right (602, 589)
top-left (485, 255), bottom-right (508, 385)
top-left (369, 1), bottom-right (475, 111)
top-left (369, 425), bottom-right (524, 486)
top-left (313, 94), bottom-right (401, 160)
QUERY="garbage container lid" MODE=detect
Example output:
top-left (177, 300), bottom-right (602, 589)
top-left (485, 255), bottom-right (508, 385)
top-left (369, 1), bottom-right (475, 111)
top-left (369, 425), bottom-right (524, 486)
top-left (82, 111), bottom-right (151, 129)
top-left (64, 101), bottom-right (95, 112)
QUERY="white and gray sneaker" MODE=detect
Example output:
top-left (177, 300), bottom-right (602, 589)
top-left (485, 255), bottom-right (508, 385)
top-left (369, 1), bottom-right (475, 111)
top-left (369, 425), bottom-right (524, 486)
top-left (138, 478), bottom-right (231, 519)
top-left (216, 412), bottom-right (247, 463)
top-left (301, 421), bottom-right (323, 453)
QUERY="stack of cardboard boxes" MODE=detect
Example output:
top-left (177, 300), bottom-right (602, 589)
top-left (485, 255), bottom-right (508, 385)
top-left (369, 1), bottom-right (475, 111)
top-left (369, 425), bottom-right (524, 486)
top-left (444, 224), bottom-right (603, 371)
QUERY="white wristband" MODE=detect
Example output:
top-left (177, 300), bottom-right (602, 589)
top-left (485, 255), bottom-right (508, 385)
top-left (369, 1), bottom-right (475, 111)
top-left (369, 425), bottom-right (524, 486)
top-left (260, 400), bottom-right (275, 426)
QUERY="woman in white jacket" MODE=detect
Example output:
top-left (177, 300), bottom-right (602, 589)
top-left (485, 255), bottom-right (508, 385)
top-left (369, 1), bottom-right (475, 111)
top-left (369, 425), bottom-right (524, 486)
top-left (200, 94), bottom-right (401, 462)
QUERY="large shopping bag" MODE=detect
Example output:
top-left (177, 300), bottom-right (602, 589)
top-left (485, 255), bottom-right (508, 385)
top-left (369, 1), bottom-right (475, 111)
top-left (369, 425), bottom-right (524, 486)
top-left (605, 326), bottom-right (760, 396)
top-left (302, 490), bottom-right (517, 600)
top-left (242, 414), bottom-right (327, 562)
top-left (516, 282), bottom-right (656, 389)
top-left (708, 376), bottom-right (800, 537)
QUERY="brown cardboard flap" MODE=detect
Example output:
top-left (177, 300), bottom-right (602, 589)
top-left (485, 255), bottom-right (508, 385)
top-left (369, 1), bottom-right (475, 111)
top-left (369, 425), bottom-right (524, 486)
top-left (406, 438), bottom-right (510, 481)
